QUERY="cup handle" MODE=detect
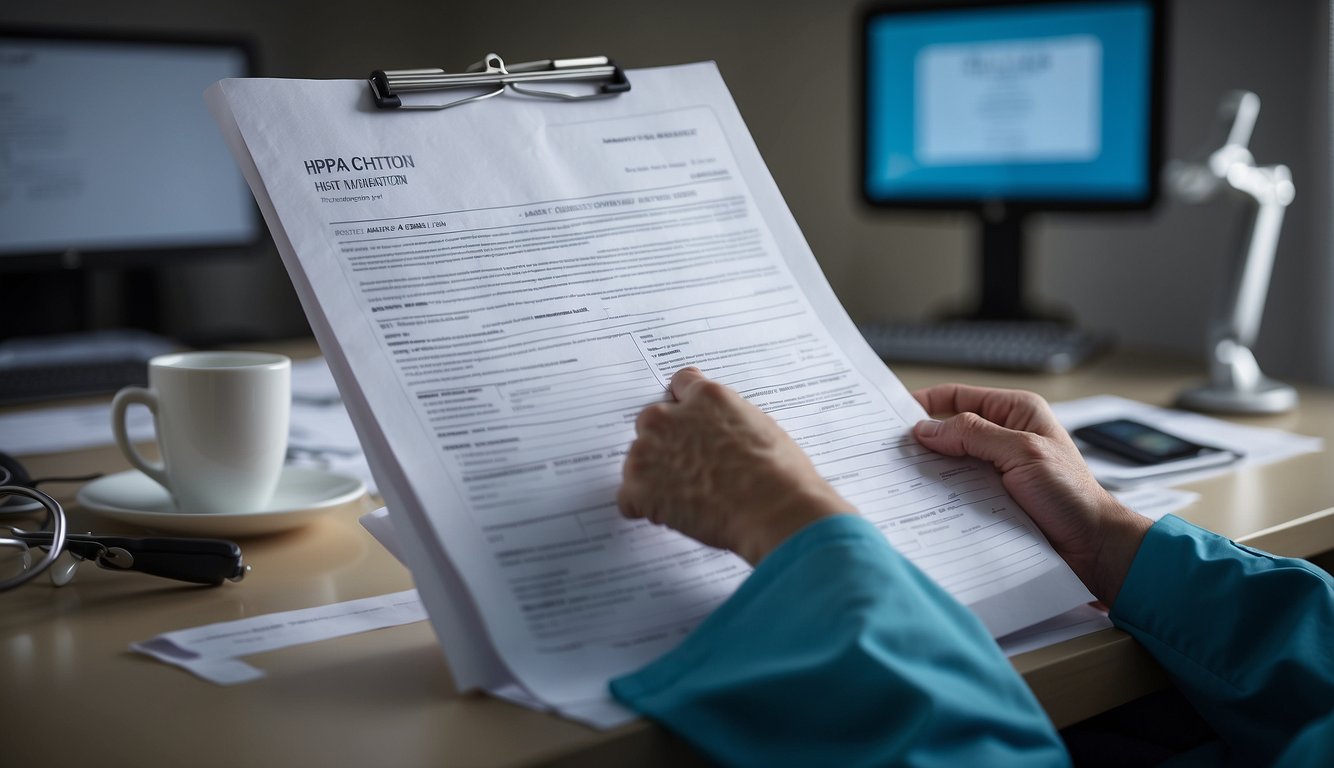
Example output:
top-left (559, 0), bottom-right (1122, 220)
top-left (111, 387), bottom-right (170, 491)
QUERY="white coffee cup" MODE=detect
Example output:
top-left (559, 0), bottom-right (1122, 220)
top-left (111, 351), bottom-right (291, 515)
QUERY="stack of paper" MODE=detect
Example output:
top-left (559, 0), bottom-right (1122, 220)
top-left (207, 63), bottom-right (1093, 726)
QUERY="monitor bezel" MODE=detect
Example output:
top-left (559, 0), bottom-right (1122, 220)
top-left (858, 0), bottom-right (1166, 214)
top-left (0, 26), bottom-right (264, 273)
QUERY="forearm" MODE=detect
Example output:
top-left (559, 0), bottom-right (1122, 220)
top-left (612, 515), bottom-right (1070, 768)
top-left (1111, 515), bottom-right (1334, 766)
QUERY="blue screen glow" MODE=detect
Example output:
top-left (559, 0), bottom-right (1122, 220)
top-left (864, 1), bottom-right (1155, 203)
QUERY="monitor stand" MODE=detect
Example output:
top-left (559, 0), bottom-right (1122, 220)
top-left (0, 268), bottom-right (180, 405)
top-left (0, 266), bottom-right (166, 337)
top-left (855, 210), bottom-right (1110, 373)
top-left (970, 210), bottom-right (1068, 324)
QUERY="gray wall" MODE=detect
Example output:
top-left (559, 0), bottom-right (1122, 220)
top-left (6, 1), bottom-right (1330, 382)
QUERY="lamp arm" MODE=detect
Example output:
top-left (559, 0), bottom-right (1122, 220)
top-left (1216, 164), bottom-right (1293, 350)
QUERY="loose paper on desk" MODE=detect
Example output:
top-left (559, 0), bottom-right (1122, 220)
top-left (207, 62), bottom-right (1092, 724)
top-left (1053, 395), bottom-right (1323, 490)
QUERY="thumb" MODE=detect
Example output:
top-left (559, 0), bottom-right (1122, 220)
top-left (914, 412), bottom-right (1030, 467)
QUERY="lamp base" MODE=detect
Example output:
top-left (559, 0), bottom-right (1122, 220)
top-left (1176, 377), bottom-right (1297, 415)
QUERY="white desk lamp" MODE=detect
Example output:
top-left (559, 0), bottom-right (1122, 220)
top-left (1168, 90), bottom-right (1298, 414)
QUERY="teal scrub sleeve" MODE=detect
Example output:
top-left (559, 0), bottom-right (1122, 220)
top-left (610, 514), bottom-right (1070, 768)
top-left (1111, 514), bottom-right (1334, 768)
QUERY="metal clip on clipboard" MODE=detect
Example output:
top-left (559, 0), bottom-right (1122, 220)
top-left (369, 53), bottom-right (630, 110)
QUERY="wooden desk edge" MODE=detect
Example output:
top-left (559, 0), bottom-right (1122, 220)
top-left (1237, 506), bottom-right (1334, 558)
top-left (1011, 628), bottom-right (1170, 729)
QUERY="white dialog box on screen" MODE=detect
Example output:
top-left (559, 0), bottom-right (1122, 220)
top-left (915, 34), bottom-right (1102, 165)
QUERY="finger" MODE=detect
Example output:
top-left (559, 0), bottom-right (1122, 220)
top-left (668, 366), bottom-right (709, 402)
top-left (913, 383), bottom-right (989, 417)
top-left (913, 411), bottom-right (1039, 468)
top-left (914, 383), bottom-right (1060, 436)
top-left (635, 402), bottom-right (672, 436)
top-left (616, 483), bottom-right (643, 519)
top-left (911, 387), bottom-right (931, 412)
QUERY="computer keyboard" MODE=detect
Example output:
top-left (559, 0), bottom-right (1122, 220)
top-left (0, 330), bottom-right (179, 406)
top-left (858, 320), bottom-right (1111, 374)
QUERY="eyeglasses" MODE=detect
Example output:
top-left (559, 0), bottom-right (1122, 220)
top-left (0, 483), bottom-right (67, 591)
top-left (0, 468), bottom-right (250, 592)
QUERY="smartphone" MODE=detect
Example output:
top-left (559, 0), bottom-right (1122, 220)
top-left (1072, 419), bottom-right (1220, 465)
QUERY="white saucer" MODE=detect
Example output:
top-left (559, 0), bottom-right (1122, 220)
top-left (76, 466), bottom-right (367, 537)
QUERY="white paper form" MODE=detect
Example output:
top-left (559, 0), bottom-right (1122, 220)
top-left (132, 590), bottom-right (427, 685)
top-left (207, 63), bottom-right (1091, 717)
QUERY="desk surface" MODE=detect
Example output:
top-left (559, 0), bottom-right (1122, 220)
top-left (5, 345), bottom-right (1334, 767)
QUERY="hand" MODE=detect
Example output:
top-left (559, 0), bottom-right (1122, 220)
top-left (618, 367), bottom-right (851, 565)
top-left (912, 384), bottom-right (1151, 606)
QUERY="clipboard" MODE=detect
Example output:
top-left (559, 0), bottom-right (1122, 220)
top-left (369, 53), bottom-right (630, 110)
top-left (207, 61), bottom-right (1097, 728)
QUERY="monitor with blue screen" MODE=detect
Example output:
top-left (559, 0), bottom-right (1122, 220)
top-left (860, 0), bottom-right (1163, 320)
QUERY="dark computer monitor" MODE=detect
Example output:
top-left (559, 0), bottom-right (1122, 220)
top-left (860, 0), bottom-right (1164, 320)
top-left (0, 28), bottom-right (261, 335)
